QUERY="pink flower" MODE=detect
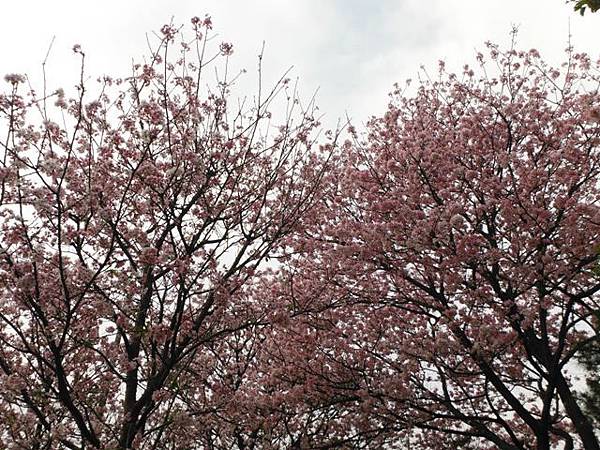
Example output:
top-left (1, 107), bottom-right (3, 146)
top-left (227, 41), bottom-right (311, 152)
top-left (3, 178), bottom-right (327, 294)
top-left (4, 73), bottom-right (25, 85)
top-left (219, 42), bottom-right (234, 56)
top-left (139, 246), bottom-right (159, 265)
top-left (585, 107), bottom-right (600, 123)
top-left (160, 24), bottom-right (176, 40)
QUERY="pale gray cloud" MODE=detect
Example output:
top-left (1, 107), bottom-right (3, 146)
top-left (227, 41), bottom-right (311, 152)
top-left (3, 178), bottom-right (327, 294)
top-left (1, 0), bottom-right (598, 129)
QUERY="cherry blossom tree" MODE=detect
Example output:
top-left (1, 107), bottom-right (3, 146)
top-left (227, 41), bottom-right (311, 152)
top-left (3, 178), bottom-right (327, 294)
top-left (0, 18), bottom-right (335, 450)
top-left (264, 45), bottom-right (600, 449)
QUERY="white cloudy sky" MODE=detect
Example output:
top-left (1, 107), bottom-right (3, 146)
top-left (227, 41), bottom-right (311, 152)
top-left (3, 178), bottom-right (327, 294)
top-left (1, 1), bottom-right (598, 128)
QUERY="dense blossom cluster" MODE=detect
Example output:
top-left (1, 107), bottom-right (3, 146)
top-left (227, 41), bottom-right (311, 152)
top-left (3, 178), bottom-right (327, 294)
top-left (1, 19), bottom-right (599, 450)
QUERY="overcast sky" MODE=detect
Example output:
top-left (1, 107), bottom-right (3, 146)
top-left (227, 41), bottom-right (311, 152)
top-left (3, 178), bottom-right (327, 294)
top-left (1, 1), bottom-right (599, 128)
